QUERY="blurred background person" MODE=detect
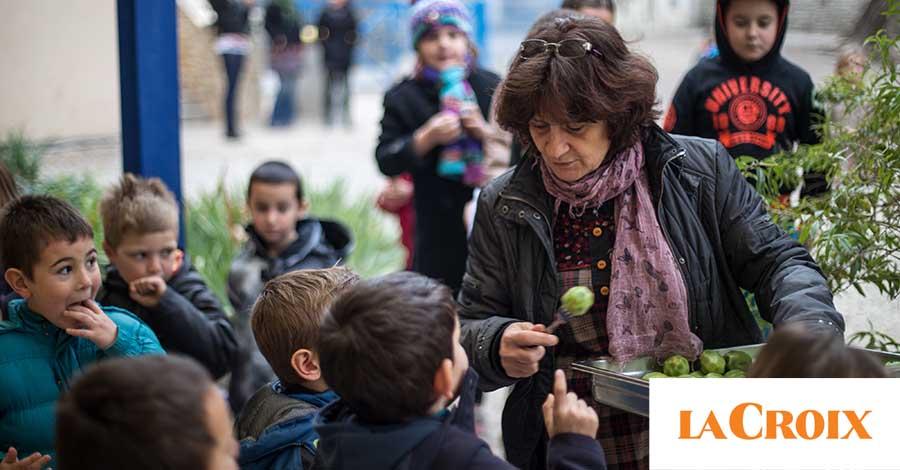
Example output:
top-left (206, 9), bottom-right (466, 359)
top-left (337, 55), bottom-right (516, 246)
top-left (317, 0), bottom-right (359, 127)
top-left (209, 0), bottom-right (254, 139)
top-left (265, 0), bottom-right (305, 127)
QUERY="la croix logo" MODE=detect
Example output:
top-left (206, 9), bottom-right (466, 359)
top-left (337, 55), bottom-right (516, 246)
top-left (679, 403), bottom-right (873, 440)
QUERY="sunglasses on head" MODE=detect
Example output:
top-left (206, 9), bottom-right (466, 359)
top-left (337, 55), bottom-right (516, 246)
top-left (519, 39), bottom-right (602, 60)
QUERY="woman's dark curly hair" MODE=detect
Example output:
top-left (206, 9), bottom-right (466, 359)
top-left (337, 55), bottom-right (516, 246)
top-left (494, 11), bottom-right (660, 158)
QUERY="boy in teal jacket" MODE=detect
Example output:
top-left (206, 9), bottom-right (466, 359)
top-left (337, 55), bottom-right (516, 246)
top-left (0, 195), bottom-right (164, 466)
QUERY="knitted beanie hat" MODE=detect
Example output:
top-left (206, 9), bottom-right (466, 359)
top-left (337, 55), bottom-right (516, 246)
top-left (409, 0), bottom-right (473, 47)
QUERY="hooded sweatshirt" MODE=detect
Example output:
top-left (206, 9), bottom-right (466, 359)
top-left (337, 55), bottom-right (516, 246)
top-left (312, 369), bottom-right (606, 470)
top-left (665, 0), bottom-right (825, 193)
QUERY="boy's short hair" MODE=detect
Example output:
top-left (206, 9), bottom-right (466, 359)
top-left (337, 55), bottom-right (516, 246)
top-left (749, 323), bottom-right (889, 378)
top-left (99, 173), bottom-right (179, 248)
top-left (0, 195), bottom-right (93, 278)
top-left (248, 161), bottom-right (304, 203)
top-left (55, 355), bottom-right (215, 470)
top-left (319, 271), bottom-right (457, 424)
top-left (252, 267), bottom-right (360, 385)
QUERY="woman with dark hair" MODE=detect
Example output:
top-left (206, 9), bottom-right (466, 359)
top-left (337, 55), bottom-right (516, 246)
top-left (458, 13), bottom-right (844, 469)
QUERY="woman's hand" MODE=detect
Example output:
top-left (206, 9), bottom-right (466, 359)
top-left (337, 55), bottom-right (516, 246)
top-left (413, 111), bottom-right (462, 156)
top-left (460, 103), bottom-right (488, 142)
top-left (499, 322), bottom-right (559, 378)
top-left (542, 370), bottom-right (599, 438)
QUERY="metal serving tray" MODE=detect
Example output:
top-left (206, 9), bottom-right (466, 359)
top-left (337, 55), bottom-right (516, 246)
top-left (571, 345), bottom-right (900, 418)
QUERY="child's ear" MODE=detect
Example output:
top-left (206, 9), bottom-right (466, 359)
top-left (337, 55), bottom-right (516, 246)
top-left (5, 268), bottom-right (33, 299)
top-left (102, 241), bottom-right (117, 264)
top-left (172, 249), bottom-right (185, 273)
top-left (298, 200), bottom-right (310, 218)
top-left (432, 358), bottom-right (455, 402)
top-left (290, 349), bottom-right (321, 382)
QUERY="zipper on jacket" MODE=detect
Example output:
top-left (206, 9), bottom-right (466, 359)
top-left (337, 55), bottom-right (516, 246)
top-left (655, 148), bottom-right (700, 334)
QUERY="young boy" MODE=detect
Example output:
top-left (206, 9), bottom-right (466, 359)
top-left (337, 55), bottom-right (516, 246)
top-left (228, 161), bottom-right (352, 412)
top-left (55, 355), bottom-right (239, 470)
top-left (97, 174), bottom-right (238, 379)
top-left (313, 271), bottom-right (606, 469)
top-left (0, 195), bottom-right (164, 463)
top-left (234, 267), bottom-right (359, 470)
top-left (664, 0), bottom-right (826, 195)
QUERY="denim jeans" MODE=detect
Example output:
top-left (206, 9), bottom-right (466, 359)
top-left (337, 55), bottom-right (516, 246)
top-left (222, 53), bottom-right (245, 137)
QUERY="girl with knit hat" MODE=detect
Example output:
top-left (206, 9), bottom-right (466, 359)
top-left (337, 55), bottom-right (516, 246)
top-left (375, 0), bottom-right (509, 293)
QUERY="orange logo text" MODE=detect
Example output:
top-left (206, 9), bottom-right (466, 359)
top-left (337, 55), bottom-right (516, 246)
top-left (678, 403), bottom-right (872, 440)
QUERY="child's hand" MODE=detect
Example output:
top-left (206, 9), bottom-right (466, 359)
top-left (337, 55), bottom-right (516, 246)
top-left (423, 111), bottom-right (463, 147)
top-left (1, 447), bottom-right (51, 470)
top-left (129, 276), bottom-right (168, 308)
top-left (542, 369), bottom-right (599, 439)
top-left (64, 300), bottom-right (119, 350)
top-left (460, 103), bottom-right (488, 142)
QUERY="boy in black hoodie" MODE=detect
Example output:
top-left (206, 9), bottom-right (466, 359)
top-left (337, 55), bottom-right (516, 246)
top-left (227, 160), bottom-right (353, 412)
top-left (313, 271), bottom-right (606, 470)
top-left (97, 174), bottom-right (239, 379)
top-left (664, 0), bottom-right (826, 195)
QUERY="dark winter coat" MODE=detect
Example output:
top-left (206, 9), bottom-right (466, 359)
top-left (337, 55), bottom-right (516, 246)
top-left (458, 125), bottom-right (844, 468)
top-left (265, 2), bottom-right (303, 46)
top-left (375, 68), bottom-right (501, 293)
top-left (235, 381), bottom-right (338, 470)
top-left (97, 255), bottom-right (238, 379)
top-left (312, 369), bottom-right (606, 470)
top-left (317, 4), bottom-right (358, 71)
top-left (209, 0), bottom-right (251, 35)
top-left (664, 0), bottom-right (826, 195)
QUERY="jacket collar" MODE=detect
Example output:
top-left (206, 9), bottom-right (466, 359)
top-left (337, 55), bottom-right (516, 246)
top-left (1, 298), bottom-right (62, 338)
top-left (246, 219), bottom-right (322, 262)
top-left (501, 125), bottom-right (684, 212)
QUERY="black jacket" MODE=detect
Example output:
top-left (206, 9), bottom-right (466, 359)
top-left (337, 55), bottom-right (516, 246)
top-left (265, 3), bottom-right (303, 46)
top-left (317, 4), bottom-right (358, 71)
top-left (209, 0), bottom-right (250, 35)
top-left (458, 126), bottom-right (844, 468)
top-left (664, 1), bottom-right (825, 194)
top-left (227, 218), bottom-right (353, 412)
top-left (312, 369), bottom-right (605, 470)
top-left (97, 256), bottom-right (239, 379)
top-left (375, 68), bottom-right (501, 293)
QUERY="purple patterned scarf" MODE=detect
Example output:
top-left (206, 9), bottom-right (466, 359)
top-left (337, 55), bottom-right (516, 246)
top-left (538, 141), bottom-right (703, 362)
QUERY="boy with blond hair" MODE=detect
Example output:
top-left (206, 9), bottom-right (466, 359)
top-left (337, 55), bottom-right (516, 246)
top-left (234, 267), bottom-right (358, 470)
top-left (97, 173), bottom-right (238, 379)
top-left (0, 195), bottom-right (163, 464)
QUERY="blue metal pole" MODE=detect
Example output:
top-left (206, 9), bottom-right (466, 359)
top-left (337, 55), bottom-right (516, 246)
top-left (117, 0), bottom-right (185, 247)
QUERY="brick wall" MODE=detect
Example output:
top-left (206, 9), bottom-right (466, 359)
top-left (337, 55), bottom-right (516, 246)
top-left (177, 7), bottom-right (261, 122)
